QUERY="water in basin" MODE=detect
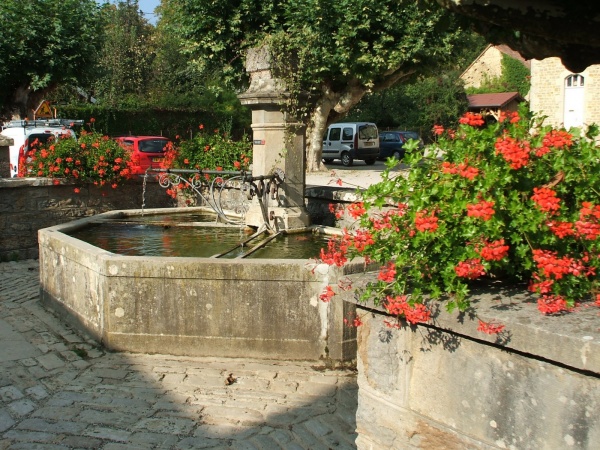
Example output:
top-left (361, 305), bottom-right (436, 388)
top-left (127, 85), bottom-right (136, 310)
top-left (67, 213), bottom-right (329, 259)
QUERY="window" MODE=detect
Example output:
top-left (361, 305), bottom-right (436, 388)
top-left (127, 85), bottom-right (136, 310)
top-left (139, 139), bottom-right (169, 153)
top-left (328, 128), bottom-right (341, 141)
top-left (27, 133), bottom-right (55, 149)
top-left (566, 74), bottom-right (584, 87)
top-left (342, 128), bottom-right (353, 140)
top-left (358, 124), bottom-right (378, 139)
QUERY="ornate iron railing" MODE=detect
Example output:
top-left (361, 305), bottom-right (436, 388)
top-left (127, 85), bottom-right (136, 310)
top-left (143, 168), bottom-right (284, 228)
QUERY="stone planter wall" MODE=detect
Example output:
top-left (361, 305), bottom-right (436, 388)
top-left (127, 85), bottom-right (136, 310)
top-left (338, 274), bottom-right (600, 449)
top-left (0, 177), bottom-right (175, 261)
top-left (0, 136), bottom-right (13, 178)
top-left (0, 178), bottom-right (355, 261)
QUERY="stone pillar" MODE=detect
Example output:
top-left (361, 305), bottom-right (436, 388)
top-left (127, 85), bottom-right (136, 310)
top-left (238, 46), bottom-right (310, 230)
top-left (0, 135), bottom-right (14, 178)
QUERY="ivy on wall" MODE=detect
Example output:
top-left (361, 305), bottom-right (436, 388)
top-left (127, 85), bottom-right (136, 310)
top-left (500, 54), bottom-right (531, 96)
top-left (467, 54), bottom-right (530, 97)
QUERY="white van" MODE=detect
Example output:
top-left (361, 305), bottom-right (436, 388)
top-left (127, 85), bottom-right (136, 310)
top-left (322, 122), bottom-right (380, 166)
top-left (1, 119), bottom-right (82, 177)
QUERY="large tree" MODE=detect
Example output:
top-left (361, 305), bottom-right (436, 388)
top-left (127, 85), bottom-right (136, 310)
top-left (0, 0), bottom-right (104, 119)
top-left (92, 0), bottom-right (156, 106)
top-left (346, 30), bottom-right (485, 139)
top-left (162, 0), bottom-right (466, 171)
top-left (346, 72), bottom-right (469, 139)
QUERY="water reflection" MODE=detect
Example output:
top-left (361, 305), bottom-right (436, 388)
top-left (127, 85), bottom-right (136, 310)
top-left (68, 214), bottom-right (329, 259)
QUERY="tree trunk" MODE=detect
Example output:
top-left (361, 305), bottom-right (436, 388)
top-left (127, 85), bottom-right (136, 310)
top-left (305, 98), bottom-right (334, 172)
top-left (304, 72), bottom-right (414, 172)
top-left (8, 84), bottom-right (53, 120)
top-left (305, 81), bottom-right (368, 172)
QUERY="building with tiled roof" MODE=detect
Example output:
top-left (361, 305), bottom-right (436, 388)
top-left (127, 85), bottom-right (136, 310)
top-left (460, 45), bottom-right (530, 90)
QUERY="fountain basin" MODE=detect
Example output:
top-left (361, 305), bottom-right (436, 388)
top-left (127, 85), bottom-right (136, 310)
top-left (65, 210), bottom-right (332, 259)
top-left (38, 208), bottom-right (358, 361)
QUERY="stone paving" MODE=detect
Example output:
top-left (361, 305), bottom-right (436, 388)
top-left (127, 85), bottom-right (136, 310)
top-left (0, 260), bottom-right (358, 449)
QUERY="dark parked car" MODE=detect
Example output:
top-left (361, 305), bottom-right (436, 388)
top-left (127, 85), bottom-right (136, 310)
top-left (378, 131), bottom-right (423, 161)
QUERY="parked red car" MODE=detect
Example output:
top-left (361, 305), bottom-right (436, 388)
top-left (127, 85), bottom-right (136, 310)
top-left (115, 136), bottom-right (171, 174)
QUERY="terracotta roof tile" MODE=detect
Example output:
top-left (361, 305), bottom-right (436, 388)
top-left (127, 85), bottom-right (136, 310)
top-left (467, 92), bottom-right (522, 108)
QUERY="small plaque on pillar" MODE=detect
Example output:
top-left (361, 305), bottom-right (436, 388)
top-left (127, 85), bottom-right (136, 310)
top-left (253, 139), bottom-right (265, 145)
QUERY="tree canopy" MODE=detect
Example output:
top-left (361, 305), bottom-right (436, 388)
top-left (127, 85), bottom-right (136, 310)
top-left (0, 0), bottom-right (104, 119)
top-left (92, 0), bottom-right (157, 105)
top-left (162, 0), bottom-right (468, 170)
top-left (346, 30), bottom-right (486, 140)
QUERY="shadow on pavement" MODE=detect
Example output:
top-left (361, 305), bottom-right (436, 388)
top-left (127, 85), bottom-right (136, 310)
top-left (0, 260), bottom-right (358, 449)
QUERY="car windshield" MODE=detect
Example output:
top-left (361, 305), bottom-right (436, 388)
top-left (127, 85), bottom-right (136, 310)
top-left (358, 125), bottom-right (378, 140)
top-left (139, 139), bottom-right (169, 153)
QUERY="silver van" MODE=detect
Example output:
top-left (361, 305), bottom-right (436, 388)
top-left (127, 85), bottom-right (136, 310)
top-left (322, 122), bottom-right (380, 166)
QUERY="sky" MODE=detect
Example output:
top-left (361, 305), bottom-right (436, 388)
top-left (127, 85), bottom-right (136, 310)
top-left (137, 0), bottom-right (160, 24)
top-left (103, 1), bottom-right (161, 25)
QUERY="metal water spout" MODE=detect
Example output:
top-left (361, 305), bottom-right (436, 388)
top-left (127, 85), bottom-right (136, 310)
top-left (143, 168), bottom-right (285, 232)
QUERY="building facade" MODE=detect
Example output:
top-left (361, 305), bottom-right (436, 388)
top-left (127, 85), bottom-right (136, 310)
top-left (461, 44), bottom-right (530, 90)
top-left (530, 58), bottom-right (600, 129)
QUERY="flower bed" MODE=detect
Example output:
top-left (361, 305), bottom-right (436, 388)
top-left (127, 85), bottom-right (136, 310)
top-left (317, 107), bottom-right (600, 336)
top-left (20, 130), bottom-right (133, 190)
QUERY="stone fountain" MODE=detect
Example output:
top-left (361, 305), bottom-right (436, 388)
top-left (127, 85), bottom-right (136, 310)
top-left (37, 46), bottom-right (357, 364)
top-left (237, 46), bottom-right (311, 230)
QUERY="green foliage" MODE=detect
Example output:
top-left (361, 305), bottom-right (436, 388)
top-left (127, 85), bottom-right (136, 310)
top-left (163, 127), bottom-right (253, 173)
top-left (0, 0), bottom-right (103, 117)
top-left (345, 30), bottom-right (484, 137)
top-left (159, 127), bottom-right (253, 201)
top-left (270, 1), bottom-right (462, 87)
top-left (21, 131), bottom-right (133, 188)
top-left (467, 54), bottom-right (530, 96)
top-left (55, 98), bottom-right (251, 141)
top-left (164, 0), bottom-right (467, 107)
top-left (322, 106), bottom-right (600, 326)
top-left (346, 72), bottom-right (469, 139)
top-left (92, 1), bottom-right (156, 104)
top-left (501, 54), bottom-right (531, 96)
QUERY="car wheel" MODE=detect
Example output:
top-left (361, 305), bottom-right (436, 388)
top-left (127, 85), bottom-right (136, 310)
top-left (323, 158), bottom-right (334, 163)
top-left (393, 150), bottom-right (403, 160)
top-left (365, 159), bottom-right (376, 165)
top-left (341, 152), bottom-right (353, 167)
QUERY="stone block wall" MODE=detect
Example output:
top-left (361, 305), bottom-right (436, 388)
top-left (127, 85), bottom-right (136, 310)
top-left (338, 275), bottom-right (600, 449)
top-left (0, 136), bottom-right (13, 178)
top-left (461, 46), bottom-right (504, 89)
top-left (530, 58), bottom-right (600, 128)
top-left (0, 177), bottom-right (175, 261)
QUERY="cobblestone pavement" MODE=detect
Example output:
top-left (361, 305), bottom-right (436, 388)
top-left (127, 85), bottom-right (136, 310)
top-left (0, 260), bottom-right (358, 449)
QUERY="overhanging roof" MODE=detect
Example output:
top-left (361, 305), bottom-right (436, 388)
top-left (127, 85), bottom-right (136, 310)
top-left (467, 92), bottom-right (523, 109)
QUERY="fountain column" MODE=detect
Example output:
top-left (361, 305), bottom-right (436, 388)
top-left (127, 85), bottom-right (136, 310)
top-left (238, 46), bottom-right (311, 230)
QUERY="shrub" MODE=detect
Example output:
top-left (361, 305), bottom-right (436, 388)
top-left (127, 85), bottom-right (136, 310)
top-left (162, 125), bottom-right (252, 173)
top-left (158, 125), bottom-right (253, 202)
top-left (318, 106), bottom-right (600, 333)
top-left (20, 130), bottom-right (134, 189)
